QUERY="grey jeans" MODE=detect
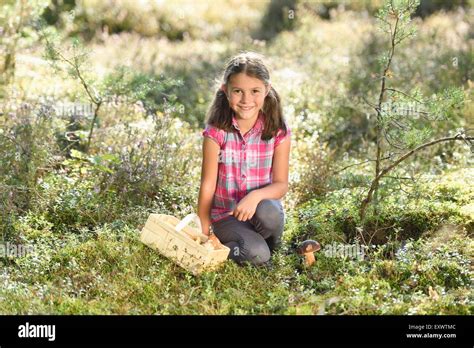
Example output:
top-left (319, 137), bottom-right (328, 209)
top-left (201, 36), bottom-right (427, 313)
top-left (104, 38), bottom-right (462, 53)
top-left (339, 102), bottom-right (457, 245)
top-left (211, 199), bottom-right (285, 266)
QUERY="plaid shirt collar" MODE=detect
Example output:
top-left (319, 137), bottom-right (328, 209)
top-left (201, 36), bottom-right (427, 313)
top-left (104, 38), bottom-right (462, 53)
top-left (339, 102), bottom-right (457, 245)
top-left (231, 110), bottom-right (264, 136)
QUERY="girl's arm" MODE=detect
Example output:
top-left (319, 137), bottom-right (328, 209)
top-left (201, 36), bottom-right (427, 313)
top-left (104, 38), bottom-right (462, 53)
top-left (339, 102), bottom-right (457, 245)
top-left (198, 186), bottom-right (214, 236)
top-left (197, 137), bottom-right (220, 236)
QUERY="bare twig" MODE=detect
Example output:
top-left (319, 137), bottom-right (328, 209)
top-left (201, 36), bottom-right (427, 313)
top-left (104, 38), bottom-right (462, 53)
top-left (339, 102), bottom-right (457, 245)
top-left (385, 87), bottom-right (423, 104)
top-left (383, 128), bottom-right (406, 150)
top-left (361, 96), bottom-right (379, 110)
top-left (333, 155), bottom-right (392, 175)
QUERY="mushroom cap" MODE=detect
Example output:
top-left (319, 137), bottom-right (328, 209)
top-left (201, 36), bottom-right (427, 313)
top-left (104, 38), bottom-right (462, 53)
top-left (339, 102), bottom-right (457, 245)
top-left (296, 240), bottom-right (321, 254)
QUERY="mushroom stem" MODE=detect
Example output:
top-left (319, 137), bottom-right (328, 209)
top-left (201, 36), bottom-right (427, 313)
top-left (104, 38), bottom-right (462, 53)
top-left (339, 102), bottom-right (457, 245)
top-left (304, 252), bottom-right (315, 266)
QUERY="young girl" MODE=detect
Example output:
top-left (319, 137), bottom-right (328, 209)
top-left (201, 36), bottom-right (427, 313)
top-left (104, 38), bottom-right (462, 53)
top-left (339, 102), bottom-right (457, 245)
top-left (198, 51), bottom-right (291, 267)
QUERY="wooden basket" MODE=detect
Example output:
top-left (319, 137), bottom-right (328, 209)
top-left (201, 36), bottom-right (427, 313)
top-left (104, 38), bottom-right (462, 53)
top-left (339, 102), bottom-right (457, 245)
top-left (140, 213), bottom-right (230, 275)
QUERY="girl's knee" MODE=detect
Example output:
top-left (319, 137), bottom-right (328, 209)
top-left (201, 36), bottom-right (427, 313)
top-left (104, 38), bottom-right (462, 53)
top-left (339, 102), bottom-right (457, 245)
top-left (247, 242), bottom-right (271, 265)
top-left (228, 240), bottom-right (270, 266)
top-left (232, 239), bottom-right (270, 266)
top-left (254, 199), bottom-right (284, 232)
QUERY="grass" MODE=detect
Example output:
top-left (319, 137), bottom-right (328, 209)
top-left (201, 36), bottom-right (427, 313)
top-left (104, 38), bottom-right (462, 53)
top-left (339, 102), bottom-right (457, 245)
top-left (1, 168), bottom-right (472, 315)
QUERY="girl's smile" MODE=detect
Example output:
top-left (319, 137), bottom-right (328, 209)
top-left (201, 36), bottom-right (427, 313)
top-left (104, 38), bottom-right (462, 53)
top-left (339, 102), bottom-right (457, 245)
top-left (239, 105), bottom-right (254, 111)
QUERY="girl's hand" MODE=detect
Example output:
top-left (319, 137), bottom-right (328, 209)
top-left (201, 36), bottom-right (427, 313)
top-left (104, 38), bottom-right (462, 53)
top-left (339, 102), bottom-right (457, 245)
top-left (229, 191), bottom-right (261, 222)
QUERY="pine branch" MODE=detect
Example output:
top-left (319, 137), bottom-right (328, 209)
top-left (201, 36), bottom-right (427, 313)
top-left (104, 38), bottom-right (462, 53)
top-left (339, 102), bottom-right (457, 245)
top-left (360, 134), bottom-right (474, 220)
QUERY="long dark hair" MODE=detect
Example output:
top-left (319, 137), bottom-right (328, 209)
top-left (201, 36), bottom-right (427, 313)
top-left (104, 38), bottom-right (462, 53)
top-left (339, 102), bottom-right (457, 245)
top-left (205, 52), bottom-right (287, 141)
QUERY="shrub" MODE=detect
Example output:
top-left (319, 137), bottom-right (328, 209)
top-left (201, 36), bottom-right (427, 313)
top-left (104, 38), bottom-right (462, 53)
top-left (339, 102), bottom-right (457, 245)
top-left (0, 97), bottom-right (62, 239)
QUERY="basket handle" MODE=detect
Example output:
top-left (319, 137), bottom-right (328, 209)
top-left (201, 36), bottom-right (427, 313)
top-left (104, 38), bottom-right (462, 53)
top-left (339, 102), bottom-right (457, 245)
top-left (175, 213), bottom-right (208, 243)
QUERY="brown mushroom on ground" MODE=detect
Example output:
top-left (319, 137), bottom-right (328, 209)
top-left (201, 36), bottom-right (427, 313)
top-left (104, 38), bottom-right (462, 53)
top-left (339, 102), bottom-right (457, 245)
top-left (296, 240), bottom-right (321, 266)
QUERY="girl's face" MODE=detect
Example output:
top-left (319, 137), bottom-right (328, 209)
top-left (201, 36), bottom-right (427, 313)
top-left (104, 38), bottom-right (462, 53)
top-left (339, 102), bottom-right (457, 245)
top-left (223, 73), bottom-right (269, 121)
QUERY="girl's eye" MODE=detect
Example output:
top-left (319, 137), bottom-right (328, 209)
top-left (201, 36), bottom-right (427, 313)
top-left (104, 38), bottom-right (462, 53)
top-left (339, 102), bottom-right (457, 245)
top-left (233, 90), bottom-right (242, 94)
top-left (252, 90), bottom-right (260, 94)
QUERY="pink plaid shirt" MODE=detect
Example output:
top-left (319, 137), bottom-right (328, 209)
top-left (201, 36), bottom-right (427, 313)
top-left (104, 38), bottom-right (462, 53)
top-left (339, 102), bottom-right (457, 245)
top-left (202, 111), bottom-right (291, 224)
